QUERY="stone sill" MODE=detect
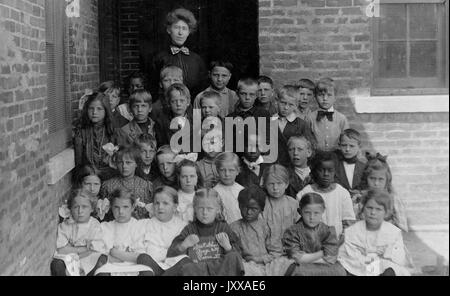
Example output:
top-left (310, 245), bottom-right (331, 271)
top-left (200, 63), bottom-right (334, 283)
top-left (47, 148), bottom-right (75, 185)
top-left (353, 94), bottom-right (449, 114)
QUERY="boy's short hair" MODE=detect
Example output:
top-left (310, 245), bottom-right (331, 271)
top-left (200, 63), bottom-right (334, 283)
top-left (166, 83), bottom-right (191, 103)
top-left (98, 81), bottom-right (119, 93)
top-left (362, 189), bottom-right (392, 213)
top-left (155, 145), bottom-right (177, 161)
top-left (73, 164), bottom-right (100, 187)
top-left (310, 151), bottom-right (338, 182)
top-left (297, 78), bottom-right (315, 92)
top-left (129, 89), bottom-right (152, 106)
top-left (160, 65), bottom-right (184, 81)
top-left (258, 75), bottom-right (274, 87)
top-left (315, 77), bottom-right (336, 96)
top-left (166, 8), bottom-right (197, 33)
top-left (238, 184), bottom-right (267, 210)
top-left (339, 128), bottom-right (362, 146)
top-left (135, 133), bottom-right (157, 150)
top-left (237, 78), bottom-right (258, 92)
top-left (199, 91), bottom-right (221, 106)
top-left (287, 136), bottom-right (312, 152)
top-left (209, 60), bottom-right (233, 73)
top-left (279, 85), bottom-right (299, 101)
top-left (128, 71), bottom-right (147, 88)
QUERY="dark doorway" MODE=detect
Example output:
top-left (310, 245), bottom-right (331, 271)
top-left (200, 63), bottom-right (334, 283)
top-left (138, 0), bottom-right (260, 90)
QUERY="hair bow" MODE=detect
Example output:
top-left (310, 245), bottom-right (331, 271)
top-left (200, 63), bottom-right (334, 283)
top-left (173, 153), bottom-right (198, 164)
top-left (96, 199), bottom-right (110, 221)
top-left (365, 151), bottom-right (388, 162)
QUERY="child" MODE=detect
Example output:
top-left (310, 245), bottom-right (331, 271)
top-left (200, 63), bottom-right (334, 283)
top-left (295, 78), bottom-right (315, 121)
top-left (305, 77), bottom-right (349, 152)
top-left (197, 127), bottom-right (222, 189)
top-left (100, 146), bottom-right (153, 220)
top-left (51, 190), bottom-right (108, 276)
top-left (227, 78), bottom-right (271, 154)
top-left (282, 193), bottom-right (347, 276)
top-left (235, 133), bottom-right (270, 188)
top-left (198, 91), bottom-right (225, 138)
top-left (338, 189), bottom-right (413, 276)
top-left (261, 164), bottom-right (300, 254)
top-left (154, 83), bottom-right (193, 148)
top-left (231, 185), bottom-right (295, 276)
top-left (176, 159), bottom-right (204, 223)
top-left (335, 129), bottom-right (366, 192)
top-left (166, 188), bottom-right (244, 276)
top-left (153, 145), bottom-right (179, 190)
top-left (73, 92), bottom-right (125, 181)
top-left (285, 136), bottom-right (313, 197)
top-left (355, 153), bottom-right (408, 232)
top-left (135, 134), bottom-right (158, 182)
top-left (193, 61), bottom-right (239, 117)
top-left (121, 90), bottom-right (156, 145)
top-left (273, 85), bottom-right (315, 167)
top-left (257, 75), bottom-right (278, 116)
top-left (296, 151), bottom-right (356, 239)
top-left (213, 152), bottom-right (244, 224)
top-left (127, 71), bottom-right (146, 95)
top-left (70, 164), bottom-right (110, 222)
top-left (96, 188), bottom-right (153, 276)
top-left (151, 65), bottom-right (184, 121)
top-left (137, 186), bottom-right (191, 276)
top-left (227, 78), bottom-right (271, 119)
top-left (98, 81), bottom-right (132, 128)
top-left (150, 8), bottom-right (207, 99)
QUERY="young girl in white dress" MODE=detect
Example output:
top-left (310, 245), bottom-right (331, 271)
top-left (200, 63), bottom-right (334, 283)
top-left (51, 189), bottom-right (108, 276)
top-left (136, 186), bottom-right (192, 275)
top-left (338, 189), bottom-right (414, 276)
top-left (175, 159), bottom-right (204, 223)
top-left (96, 188), bottom-right (153, 276)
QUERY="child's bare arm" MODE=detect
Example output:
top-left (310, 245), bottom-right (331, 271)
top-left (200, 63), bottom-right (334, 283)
top-left (57, 245), bottom-right (89, 255)
top-left (292, 251), bottom-right (324, 264)
top-left (109, 247), bottom-right (140, 263)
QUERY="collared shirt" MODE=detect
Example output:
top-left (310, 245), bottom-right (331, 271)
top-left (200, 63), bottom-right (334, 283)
top-left (343, 162), bottom-right (356, 188)
top-left (274, 112), bottom-right (297, 133)
top-left (295, 107), bottom-right (312, 121)
top-left (306, 108), bottom-right (349, 151)
top-left (193, 86), bottom-right (239, 118)
top-left (242, 155), bottom-right (265, 177)
top-left (294, 167), bottom-right (311, 181)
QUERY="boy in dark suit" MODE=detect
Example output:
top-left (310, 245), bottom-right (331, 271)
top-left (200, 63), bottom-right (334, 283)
top-left (335, 129), bottom-right (366, 192)
top-left (274, 85), bottom-right (315, 167)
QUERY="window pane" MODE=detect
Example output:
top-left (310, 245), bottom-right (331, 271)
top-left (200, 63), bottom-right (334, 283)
top-left (379, 4), bottom-right (406, 40)
top-left (410, 41), bottom-right (437, 77)
top-left (378, 41), bottom-right (407, 78)
top-left (410, 4), bottom-right (438, 39)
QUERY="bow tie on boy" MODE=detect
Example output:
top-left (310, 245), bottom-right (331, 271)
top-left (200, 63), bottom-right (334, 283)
top-left (170, 45), bottom-right (190, 55)
top-left (317, 110), bottom-right (334, 121)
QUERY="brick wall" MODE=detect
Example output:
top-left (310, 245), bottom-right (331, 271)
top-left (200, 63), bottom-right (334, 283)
top-left (119, 0), bottom-right (141, 79)
top-left (259, 0), bottom-right (449, 228)
top-left (0, 0), bottom-right (100, 275)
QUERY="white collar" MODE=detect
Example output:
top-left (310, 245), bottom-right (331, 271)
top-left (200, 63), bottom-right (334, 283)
top-left (319, 106), bottom-right (335, 112)
top-left (243, 156), bottom-right (264, 167)
top-left (272, 113), bottom-right (296, 122)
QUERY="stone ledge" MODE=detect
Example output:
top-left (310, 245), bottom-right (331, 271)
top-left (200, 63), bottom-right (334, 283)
top-left (47, 148), bottom-right (75, 185)
top-left (353, 94), bottom-right (449, 114)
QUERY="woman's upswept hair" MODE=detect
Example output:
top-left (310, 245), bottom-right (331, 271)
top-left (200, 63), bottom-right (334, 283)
top-left (166, 8), bottom-right (198, 33)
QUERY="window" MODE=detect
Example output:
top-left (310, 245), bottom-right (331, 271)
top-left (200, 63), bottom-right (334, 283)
top-left (372, 0), bottom-right (449, 95)
top-left (45, 0), bottom-right (71, 156)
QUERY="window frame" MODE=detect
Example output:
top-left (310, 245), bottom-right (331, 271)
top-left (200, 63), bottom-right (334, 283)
top-left (371, 0), bottom-right (449, 96)
top-left (45, 0), bottom-right (72, 157)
